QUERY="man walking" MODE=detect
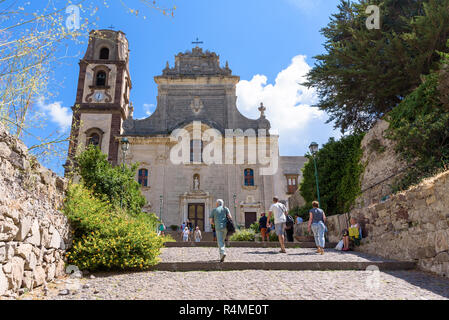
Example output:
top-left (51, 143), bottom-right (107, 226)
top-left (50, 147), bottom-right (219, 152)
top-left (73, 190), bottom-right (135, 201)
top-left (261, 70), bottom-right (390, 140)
top-left (209, 199), bottom-right (231, 262)
top-left (267, 196), bottom-right (287, 253)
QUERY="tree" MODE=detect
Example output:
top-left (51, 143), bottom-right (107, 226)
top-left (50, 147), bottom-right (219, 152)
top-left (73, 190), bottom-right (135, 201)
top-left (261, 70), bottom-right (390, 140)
top-left (305, 0), bottom-right (449, 133)
top-left (299, 133), bottom-right (365, 216)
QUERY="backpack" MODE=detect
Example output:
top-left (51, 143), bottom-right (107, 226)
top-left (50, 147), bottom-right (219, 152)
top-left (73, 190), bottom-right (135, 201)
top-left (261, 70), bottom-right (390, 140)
top-left (286, 214), bottom-right (294, 228)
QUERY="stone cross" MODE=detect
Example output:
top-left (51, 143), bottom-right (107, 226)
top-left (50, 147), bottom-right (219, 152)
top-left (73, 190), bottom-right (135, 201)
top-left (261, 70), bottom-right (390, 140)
top-left (258, 102), bottom-right (266, 117)
top-left (192, 37), bottom-right (203, 46)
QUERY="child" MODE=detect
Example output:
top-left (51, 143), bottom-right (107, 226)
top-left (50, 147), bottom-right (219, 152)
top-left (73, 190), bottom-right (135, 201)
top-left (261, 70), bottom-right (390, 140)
top-left (182, 227), bottom-right (190, 242)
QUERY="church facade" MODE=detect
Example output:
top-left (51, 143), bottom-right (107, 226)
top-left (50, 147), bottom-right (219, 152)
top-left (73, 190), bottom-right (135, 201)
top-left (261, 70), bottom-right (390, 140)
top-left (66, 30), bottom-right (307, 231)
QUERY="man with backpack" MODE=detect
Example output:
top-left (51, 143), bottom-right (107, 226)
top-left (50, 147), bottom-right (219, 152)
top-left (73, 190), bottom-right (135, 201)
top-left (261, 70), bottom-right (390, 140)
top-left (267, 196), bottom-right (288, 253)
top-left (209, 199), bottom-right (233, 262)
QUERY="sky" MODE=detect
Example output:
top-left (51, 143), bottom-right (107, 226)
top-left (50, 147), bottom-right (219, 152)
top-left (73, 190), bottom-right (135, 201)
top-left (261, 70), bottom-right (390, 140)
top-left (23, 0), bottom-right (343, 175)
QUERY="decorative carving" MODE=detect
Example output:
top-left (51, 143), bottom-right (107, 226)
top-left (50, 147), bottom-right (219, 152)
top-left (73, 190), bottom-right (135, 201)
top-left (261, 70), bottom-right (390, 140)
top-left (193, 174), bottom-right (200, 190)
top-left (190, 97), bottom-right (204, 114)
top-left (258, 102), bottom-right (266, 118)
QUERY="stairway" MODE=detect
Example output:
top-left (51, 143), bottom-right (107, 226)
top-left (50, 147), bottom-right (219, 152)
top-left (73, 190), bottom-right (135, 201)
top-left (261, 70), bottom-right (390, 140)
top-left (156, 236), bottom-right (416, 272)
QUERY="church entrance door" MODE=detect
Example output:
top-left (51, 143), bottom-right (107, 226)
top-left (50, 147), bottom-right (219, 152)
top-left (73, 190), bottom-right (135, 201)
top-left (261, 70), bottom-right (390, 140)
top-left (245, 212), bottom-right (257, 229)
top-left (188, 203), bottom-right (205, 231)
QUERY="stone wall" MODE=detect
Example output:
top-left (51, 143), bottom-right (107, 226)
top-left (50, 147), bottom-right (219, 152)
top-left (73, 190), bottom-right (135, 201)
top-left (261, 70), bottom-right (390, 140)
top-left (301, 171), bottom-right (449, 278)
top-left (354, 119), bottom-right (407, 208)
top-left (0, 124), bottom-right (71, 298)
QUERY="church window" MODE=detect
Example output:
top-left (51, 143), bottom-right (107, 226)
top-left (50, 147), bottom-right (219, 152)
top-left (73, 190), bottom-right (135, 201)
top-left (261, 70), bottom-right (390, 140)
top-left (244, 169), bottom-right (254, 186)
top-left (286, 175), bottom-right (298, 194)
top-left (99, 47), bottom-right (110, 60)
top-left (138, 169), bottom-right (148, 187)
top-left (96, 71), bottom-right (107, 87)
top-left (190, 140), bottom-right (203, 163)
top-left (88, 133), bottom-right (100, 147)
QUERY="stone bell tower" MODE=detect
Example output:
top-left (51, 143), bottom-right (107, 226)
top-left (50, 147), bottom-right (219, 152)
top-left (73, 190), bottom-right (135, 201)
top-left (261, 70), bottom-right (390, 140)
top-left (65, 29), bottom-right (132, 173)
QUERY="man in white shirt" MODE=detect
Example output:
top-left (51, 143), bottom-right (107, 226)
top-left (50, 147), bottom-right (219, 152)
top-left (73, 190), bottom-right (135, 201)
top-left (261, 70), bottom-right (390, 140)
top-left (267, 196), bottom-right (287, 253)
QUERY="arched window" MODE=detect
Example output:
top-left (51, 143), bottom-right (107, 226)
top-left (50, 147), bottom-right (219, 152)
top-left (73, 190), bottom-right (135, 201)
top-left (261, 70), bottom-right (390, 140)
top-left (138, 169), bottom-right (148, 187)
top-left (87, 133), bottom-right (100, 147)
top-left (99, 47), bottom-right (109, 60)
top-left (96, 71), bottom-right (107, 86)
top-left (244, 169), bottom-right (254, 186)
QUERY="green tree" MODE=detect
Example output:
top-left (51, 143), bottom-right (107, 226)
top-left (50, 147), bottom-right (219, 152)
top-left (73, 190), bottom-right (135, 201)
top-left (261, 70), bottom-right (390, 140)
top-left (305, 0), bottom-right (449, 133)
top-left (75, 145), bottom-right (146, 215)
top-left (299, 133), bottom-right (365, 216)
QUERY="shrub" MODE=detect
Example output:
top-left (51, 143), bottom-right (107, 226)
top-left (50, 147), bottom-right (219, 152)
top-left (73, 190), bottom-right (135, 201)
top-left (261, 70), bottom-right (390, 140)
top-left (268, 231), bottom-right (279, 242)
top-left (170, 225), bottom-right (179, 231)
top-left (229, 229), bottom-right (256, 242)
top-left (75, 145), bottom-right (146, 215)
top-left (249, 222), bottom-right (259, 234)
top-left (64, 184), bottom-right (164, 271)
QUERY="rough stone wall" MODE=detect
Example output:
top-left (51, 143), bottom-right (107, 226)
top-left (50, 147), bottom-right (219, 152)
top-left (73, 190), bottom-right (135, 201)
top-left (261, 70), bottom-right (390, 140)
top-left (355, 119), bottom-right (407, 208)
top-left (301, 171), bottom-right (449, 278)
top-left (0, 124), bottom-right (71, 298)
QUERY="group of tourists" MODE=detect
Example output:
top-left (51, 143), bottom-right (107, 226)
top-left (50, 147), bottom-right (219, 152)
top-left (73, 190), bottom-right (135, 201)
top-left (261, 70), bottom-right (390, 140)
top-left (208, 196), bottom-right (331, 261)
top-left (180, 220), bottom-right (203, 242)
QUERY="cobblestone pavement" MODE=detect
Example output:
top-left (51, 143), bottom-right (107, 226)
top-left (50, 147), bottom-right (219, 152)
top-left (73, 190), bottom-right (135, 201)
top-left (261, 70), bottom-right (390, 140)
top-left (159, 247), bottom-right (396, 263)
top-left (22, 270), bottom-right (449, 300)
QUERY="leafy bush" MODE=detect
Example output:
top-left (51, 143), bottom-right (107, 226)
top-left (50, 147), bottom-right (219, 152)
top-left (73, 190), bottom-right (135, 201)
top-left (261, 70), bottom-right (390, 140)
top-left (170, 225), bottom-right (179, 231)
top-left (64, 184), bottom-right (164, 271)
top-left (249, 222), bottom-right (259, 234)
top-left (387, 55), bottom-right (449, 192)
top-left (75, 145), bottom-right (146, 215)
top-left (299, 133), bottom-right (365, 216)
top-left (229, 229), bottom-right (256, 242)
top-left (268, 231), bottom-right (279, 242)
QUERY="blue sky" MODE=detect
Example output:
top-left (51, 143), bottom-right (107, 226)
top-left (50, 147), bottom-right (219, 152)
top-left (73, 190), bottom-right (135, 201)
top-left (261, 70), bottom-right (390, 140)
top-left (22, 0), bottom-right (342, 175)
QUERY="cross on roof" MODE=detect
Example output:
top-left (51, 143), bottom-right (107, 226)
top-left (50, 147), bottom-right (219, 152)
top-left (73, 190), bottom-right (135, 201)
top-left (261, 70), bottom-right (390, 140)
top-left (192, 37), bottom-right (203, 45)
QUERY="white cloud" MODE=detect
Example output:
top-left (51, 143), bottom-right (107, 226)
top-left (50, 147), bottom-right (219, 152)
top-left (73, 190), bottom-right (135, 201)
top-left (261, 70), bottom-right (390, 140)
top-left (143, 103), bottom-right (154, 116)
top-left (236, 55), bottom-right (336, 155)
top-left (36, 97), bottom-right (72, 132)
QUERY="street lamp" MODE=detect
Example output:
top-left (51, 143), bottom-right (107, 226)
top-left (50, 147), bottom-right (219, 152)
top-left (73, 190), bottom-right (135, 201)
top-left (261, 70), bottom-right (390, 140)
top-left (233, 193), bottom-right (238, 229)
top-left (309, 142), bottom-right (321, 207)
top-left (120, 137), bottom-right (130, 209)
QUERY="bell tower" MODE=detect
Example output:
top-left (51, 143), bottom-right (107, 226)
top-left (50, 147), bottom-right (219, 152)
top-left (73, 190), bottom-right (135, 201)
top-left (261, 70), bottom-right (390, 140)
top-left (66, 29), bottom-right (132, 173)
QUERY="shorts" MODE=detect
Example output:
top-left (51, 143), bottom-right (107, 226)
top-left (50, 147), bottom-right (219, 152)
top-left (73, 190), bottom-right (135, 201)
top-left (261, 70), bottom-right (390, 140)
top-left (260, 228), bottom-right (268, 238)
top-left (275, 223), bottom-right (286, 236)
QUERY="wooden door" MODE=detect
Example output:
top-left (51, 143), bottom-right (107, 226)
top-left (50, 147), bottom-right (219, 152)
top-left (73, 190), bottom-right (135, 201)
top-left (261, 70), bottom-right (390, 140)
top-left (245, 212), bottom-right (257, 229)
top-left (188, 203), bottom-right (205, 231)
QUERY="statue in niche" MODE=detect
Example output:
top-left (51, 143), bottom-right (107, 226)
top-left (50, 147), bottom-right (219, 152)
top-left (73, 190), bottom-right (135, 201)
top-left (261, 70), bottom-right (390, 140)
top-left (193, 175), bottom-right (200, 190)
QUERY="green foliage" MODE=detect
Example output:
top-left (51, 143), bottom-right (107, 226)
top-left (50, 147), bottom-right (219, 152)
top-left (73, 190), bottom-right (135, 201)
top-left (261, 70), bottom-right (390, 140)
top-left (64, 184), bottom-right (164, 271)
top-left (229, 229), bottom-right (256, 242)
top-left (250, 222), bottom-right (260, 234)
top-left (268, 231), bottom-right (279, 242)
top-left (75, 145), bottom-right (146, 215)
top-left (386, 57), bottom-right (449, 192)
top-left (305, 0), bottom-right (449, 132)
top-left (299, 134), bottom-right (365, 216)
top-left (170, 225), bottom-right (179, 231)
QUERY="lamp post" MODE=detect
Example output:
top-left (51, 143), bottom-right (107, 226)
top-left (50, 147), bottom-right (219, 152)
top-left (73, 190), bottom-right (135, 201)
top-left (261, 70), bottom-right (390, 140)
top-left (309, 142), bottom-right (321, 207)
top-left (120, 137), bottom-right (130, 209)
top-left (233, 193), bottom-right (238, 229)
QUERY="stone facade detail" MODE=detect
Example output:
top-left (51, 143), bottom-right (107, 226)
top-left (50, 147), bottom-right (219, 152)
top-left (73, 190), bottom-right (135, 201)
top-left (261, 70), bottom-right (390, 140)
top-left (0, 123), bottom-right (71, 298)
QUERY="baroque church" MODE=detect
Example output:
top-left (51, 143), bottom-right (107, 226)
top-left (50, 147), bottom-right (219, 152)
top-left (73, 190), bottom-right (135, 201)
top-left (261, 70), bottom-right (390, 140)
top-left (66, 30), bottom-right (306, 231)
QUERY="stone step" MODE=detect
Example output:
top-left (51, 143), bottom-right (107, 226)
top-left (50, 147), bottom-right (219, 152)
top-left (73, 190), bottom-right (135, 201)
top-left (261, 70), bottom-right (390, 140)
top-left (164, 241), bottom-right (338, 248)
top-left (154, 247), bottom-right (417, 272)
top-left (151, 261), bottom-right (417, 272)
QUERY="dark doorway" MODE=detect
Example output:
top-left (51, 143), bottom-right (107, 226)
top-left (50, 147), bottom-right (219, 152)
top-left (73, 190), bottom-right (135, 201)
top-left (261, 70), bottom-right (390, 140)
top-left (188, 203), bottom-right (205, 231)
top-left (245, 212), bottom-right (257, 229)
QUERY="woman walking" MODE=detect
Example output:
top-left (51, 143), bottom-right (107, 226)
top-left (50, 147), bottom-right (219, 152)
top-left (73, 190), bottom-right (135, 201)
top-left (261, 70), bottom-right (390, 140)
top-left (307, 201), bottom-right (327, 255)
